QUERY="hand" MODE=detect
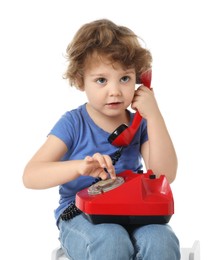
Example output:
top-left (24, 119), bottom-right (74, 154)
top-left (131, 85), bottom-right (160, 119)
top-left (80, 153), bottom-right (116, 180)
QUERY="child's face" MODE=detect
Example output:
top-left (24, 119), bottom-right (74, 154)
top-left (83, 55), bottom-right (136, 119)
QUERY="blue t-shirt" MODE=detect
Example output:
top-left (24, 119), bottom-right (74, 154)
top-left (49, 104), bottom-right (148, 222)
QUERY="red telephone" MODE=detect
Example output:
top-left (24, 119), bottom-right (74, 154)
top-left (108, 69), bottom-right (152, 146)
top-left (76, 169), bottom-right (174, 225)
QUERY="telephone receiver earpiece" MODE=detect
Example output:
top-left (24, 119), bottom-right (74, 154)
top-left (108, 69), bottom-right (152, 147)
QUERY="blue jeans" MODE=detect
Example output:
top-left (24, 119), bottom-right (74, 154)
top-left (58, 215), bottom-right (180, 260)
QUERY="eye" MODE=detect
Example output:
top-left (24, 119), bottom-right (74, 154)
top-left (120, 76), bottom-right (130, 83)
top-left (96, 78), bottom-right (107, 84)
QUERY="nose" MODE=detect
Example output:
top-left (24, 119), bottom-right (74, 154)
top-left (108, 82), bottom-right (121, 96)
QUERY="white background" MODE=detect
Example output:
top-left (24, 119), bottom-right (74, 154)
top-left (1, 0), bottom-right (217, 259)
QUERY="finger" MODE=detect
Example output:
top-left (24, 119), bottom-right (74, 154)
top-left (92, 153), bottom-right (116, 179)
top-left (138, 85), bottom-right (153, 92)
top-left (92, 153), bottom-right (108, 168)
top-left (139, 82), bottom-right (153, 90)
top-left (98, 170), bottom-right (109, 180)
top-left (84, 155), bottom-right (94, 162)
top-left (102, 155), bottom-right (116, 179)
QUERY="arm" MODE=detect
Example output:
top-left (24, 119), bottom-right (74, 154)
top-left (132, 86), bottom-right (177, 183)
top-left (23, 135), bottom-right (116, 189)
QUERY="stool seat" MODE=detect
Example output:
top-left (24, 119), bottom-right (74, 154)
top-left (51, 246), bottom-right (69, 260)
top-left (180, 240), bottom-right (200, 260)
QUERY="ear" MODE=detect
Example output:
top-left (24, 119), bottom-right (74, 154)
top-left (75, 84), bottom-right (85, 91)
top-left (79, 86), bottom-right (85, 92)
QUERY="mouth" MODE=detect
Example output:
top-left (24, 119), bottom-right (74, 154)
top-left (106, 101), bottom-right (123, 105)
top-left (106, 101), bottom-right (122, 106)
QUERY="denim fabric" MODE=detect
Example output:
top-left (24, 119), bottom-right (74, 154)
top-left (58, 215), bottom-right (180, 260)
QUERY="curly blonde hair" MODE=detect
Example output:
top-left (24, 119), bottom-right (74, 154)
top-left (63, 19), bottom-right (152, 90)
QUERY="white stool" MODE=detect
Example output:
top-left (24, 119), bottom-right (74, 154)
top-left (52, 240), bottom-right (200, 260)
top-left (51, 246), bottom-right (69, 260)
top-left (180, 240), bottom-right (200, 260)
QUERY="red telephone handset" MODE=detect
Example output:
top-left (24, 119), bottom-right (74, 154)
top-left (108, 69), bottom-right (152, 147)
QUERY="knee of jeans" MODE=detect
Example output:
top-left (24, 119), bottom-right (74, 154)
top-left (92, 224), bottom-right (134, 255)
top-left (150, 225), bottom-right (180, 248)
top-left (134, 224), bottom-right (180, 259)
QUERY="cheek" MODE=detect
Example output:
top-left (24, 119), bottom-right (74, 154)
top-left (86, 89), bottom-right (102, 103)
top-left (85, 88), bottom-right (93, 101)
top-left (126, 89), bottom-right (135, 102)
